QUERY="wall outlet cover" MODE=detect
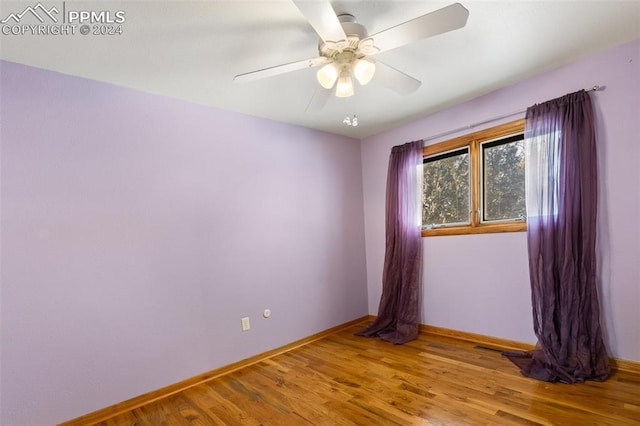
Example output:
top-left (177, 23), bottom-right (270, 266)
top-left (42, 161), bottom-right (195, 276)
top-left (241, 316), bottom-right (250, 331)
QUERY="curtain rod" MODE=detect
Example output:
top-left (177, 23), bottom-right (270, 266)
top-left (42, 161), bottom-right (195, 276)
top-left (422, 85), bottom-right (603, 143)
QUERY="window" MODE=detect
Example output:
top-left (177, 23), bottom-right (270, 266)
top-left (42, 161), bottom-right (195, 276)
top-left (423, 147), bottom-right (470, 227)
top-left (422, 119), bottom-right (526, 236)
top-left (481, 134), bottom-right (526, 222)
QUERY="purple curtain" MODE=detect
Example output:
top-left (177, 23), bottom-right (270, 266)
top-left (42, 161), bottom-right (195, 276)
top-left (357, 140), bottom-right (423, 344)
top-left (505, 90), bottom-right (610, 383)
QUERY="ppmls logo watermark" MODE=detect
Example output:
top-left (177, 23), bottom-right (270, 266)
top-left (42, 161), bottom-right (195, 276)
top-left (1, 2), bottom-right (126, 36)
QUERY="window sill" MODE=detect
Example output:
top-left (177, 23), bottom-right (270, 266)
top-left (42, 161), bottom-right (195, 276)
top-left (421, 221), bottom-right (526, 237)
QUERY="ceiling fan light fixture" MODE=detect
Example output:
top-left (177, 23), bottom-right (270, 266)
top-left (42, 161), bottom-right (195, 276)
top-left (316, 62), bottom-right (339, 89)
top-left (352, 58), bottom-right (376, 86)
top-left (335, 70), bottom-right (354, 98)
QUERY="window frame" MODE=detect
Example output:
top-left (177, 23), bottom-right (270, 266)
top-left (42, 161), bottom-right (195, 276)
top-left (422, 119), bottom-right (526, 237)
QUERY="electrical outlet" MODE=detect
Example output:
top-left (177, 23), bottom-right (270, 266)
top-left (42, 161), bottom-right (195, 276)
top-left (241, 316), bottom-right (250, 331)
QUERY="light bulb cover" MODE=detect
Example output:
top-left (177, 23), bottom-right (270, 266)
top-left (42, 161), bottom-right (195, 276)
top-left (352, 58), bottom-right (376, 86)
top-left (335, 70), bottom-right (354, 98)
top-left (316, 62), bottom-right (339, 89)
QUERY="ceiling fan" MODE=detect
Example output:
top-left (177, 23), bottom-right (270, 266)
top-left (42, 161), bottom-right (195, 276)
top-left (234, 1), bottom-right (469, 111)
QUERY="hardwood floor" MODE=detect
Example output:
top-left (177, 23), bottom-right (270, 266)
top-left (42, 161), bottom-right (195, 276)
top-left (97, 324), bottom-right (640, 425)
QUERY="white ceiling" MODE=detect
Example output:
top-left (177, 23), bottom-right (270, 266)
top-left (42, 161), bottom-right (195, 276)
top-left (1, 0), bottom-right (639, 138)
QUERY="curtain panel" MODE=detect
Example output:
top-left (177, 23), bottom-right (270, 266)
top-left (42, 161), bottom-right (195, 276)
top-left (505, 90), bottom-right (610, 383)
top-left (357, 140), bottom-right (423, 344)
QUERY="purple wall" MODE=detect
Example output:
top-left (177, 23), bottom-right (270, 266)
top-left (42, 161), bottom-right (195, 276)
top-left (361, 38), bottom-right (640, 361)
top-left (0, 61), bottom-right (368, 425)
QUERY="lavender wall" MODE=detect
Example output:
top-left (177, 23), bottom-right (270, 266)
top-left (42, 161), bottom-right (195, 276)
top-left (0, 61), bottom-right (368, 425)
top-left (361, 39), bottom-right (640, 361)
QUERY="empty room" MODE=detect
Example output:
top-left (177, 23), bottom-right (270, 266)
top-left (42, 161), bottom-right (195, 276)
top-left (1, 1), bottom-right (639, 425)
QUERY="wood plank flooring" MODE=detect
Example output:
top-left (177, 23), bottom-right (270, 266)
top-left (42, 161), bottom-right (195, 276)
top-left (97, 323), bottom-right (640, 425)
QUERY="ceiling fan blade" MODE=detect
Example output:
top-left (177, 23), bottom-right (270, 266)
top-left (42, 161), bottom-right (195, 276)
top-left (305, 86), bottom-right (331, 112)
top-left (234, 56), bottom-right (330, 83)
top-left (372, 61), bottom-right (421, 95)
top-left (370, 3), bottom-right (469, 54)
top-left (292, 0), bottom-right (347, 43)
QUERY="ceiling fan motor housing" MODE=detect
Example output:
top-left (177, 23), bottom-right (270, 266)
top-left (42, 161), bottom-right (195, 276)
top-left (338, 14), bottom-right (368, 38)
top-left (318, 14), bottom-right (371, 59)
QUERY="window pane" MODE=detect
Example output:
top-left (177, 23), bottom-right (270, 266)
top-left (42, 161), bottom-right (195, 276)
top-left (423, 148), bottom-right (470, 227)
top-left (482, 135), bottom-right (525, 221)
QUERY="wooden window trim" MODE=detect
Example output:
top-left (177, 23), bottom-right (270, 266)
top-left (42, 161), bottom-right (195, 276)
top-left (422, 119), bottom-right (526, 237)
